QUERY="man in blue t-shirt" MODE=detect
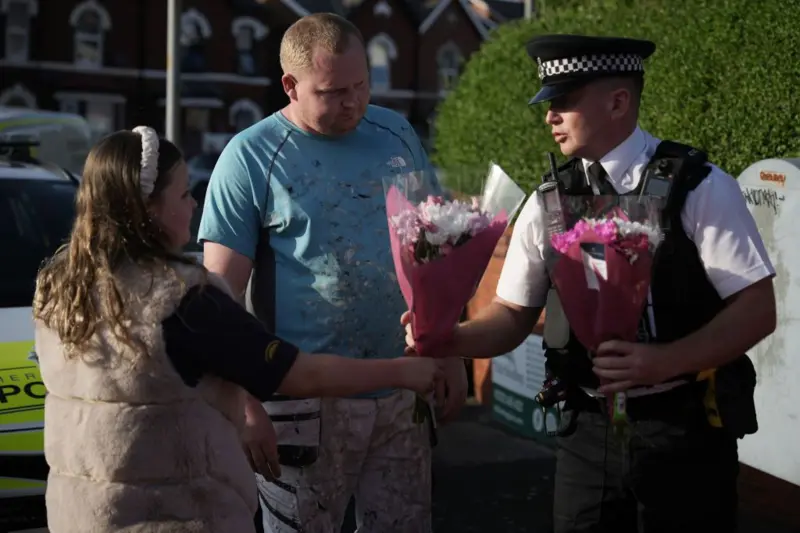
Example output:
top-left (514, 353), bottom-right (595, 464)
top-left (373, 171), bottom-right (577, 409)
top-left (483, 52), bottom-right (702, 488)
top-left (198, 13), bottom-right (468, 533)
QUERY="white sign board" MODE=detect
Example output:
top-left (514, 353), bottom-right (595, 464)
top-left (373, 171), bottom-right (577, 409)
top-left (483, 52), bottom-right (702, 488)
top-left (738, 158), bottom-right (800, 487)
top-left (491, 334), bottom-right (560, 440)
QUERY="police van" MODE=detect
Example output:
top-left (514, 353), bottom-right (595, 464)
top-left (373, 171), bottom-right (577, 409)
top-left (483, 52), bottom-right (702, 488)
top-left (0, 140), bottom-right (79, 532)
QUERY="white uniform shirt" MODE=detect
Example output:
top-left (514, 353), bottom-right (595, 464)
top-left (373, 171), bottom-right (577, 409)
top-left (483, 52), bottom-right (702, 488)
top-left (496, 126), bottom-right (776, 309)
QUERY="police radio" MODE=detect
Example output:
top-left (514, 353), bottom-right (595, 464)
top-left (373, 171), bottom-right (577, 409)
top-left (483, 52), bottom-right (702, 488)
top-left (538, 152), bottom-right (566, 236)
top-left (638, 159), bottom-right (674, 201)
top-left (638, 158), bottom-right (676, 232)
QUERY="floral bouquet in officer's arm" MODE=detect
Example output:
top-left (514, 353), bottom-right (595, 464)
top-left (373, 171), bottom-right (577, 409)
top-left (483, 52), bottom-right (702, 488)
top-left (541, 181), bottom-right (666, 433)
top-left (384, 164), bottom-right (527, 358)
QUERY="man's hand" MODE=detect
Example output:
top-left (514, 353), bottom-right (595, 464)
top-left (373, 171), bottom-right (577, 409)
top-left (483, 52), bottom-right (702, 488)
top-left (436, 357), bottom-right (468, 424)
top-left (243, 395), bottom-right (281, 480)
top-left (400, 311), bottom-right (468, 422)
top-left (593, 340), bottom-right (673, 394)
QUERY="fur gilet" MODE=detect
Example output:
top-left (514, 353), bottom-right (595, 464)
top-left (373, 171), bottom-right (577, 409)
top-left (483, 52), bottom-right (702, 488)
top-left (35, 261), bottom-right (257, 533)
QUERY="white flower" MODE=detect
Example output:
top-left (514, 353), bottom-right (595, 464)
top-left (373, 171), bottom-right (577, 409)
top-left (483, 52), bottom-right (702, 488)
top-left (418, 199), bottom-right (491, 246)
top-left (608, 217), bottom-right (663, 249)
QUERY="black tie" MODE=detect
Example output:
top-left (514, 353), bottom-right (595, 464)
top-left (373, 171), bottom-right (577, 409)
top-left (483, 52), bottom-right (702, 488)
top-left (587, 162), bottom-right (616, 195)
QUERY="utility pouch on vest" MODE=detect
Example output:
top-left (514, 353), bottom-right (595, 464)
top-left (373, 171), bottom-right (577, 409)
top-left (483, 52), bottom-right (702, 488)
top-left (543, 288), bottom-right (570, 349)
top-left (704, 355), bottom-right (758, 439)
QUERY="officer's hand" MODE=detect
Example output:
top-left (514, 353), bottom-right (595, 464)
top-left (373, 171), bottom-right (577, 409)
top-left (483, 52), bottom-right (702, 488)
top-left (593, 340), bottom-right (672, 394)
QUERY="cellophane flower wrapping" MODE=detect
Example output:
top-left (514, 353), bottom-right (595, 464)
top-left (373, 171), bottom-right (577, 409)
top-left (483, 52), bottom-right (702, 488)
top-left (384, 163), bottom-right (526, 358)
top-left (543, 193), bottom-right (666, 429)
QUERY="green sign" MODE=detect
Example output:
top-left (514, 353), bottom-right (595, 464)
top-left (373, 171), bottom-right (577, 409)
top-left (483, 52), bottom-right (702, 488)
top-left (492, 384), bottom-right (560, 443)
top-left (491, 334), bottom-right (560, 444)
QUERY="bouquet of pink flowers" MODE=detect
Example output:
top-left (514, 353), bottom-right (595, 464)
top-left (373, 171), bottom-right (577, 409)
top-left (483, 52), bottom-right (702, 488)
top-left (390, 196), bottom-right (493, 263)
top-left (385, 164), bottom-right (526, 358)
top-left (545, 196), bottom-right (664, 431)
top-left (551, 217), bottom-right (661, 267)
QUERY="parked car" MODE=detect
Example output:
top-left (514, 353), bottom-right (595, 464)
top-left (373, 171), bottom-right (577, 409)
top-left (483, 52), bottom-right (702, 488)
top-left (0, 144), bottom-right (79, 532)
top-left (0, 107), bottom-right (92, 178)
top-left (0, 138), bottom-right (212, 531)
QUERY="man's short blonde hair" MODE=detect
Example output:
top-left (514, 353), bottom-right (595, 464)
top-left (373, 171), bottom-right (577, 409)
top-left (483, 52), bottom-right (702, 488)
top-left (280, 13), bottom-right (364, 73)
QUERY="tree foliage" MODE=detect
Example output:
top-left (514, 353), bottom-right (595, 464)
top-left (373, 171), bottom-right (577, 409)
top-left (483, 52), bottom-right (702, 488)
top-left (432, 0), bottom-right (800, 194)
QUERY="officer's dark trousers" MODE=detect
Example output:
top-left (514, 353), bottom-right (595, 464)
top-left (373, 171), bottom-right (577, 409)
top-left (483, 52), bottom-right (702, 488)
top-left (553, 385), bottom-right (739, 533)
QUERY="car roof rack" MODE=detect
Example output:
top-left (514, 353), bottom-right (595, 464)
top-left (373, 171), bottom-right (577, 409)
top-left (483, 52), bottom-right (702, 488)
top-left (0, 137), bottom-right (40, 155)
top-left (0, 138), bottom-right (79, 185)
top-left (0, 131), bottom-right (40, 146)
top-left (0, 137), bottom-right (41, 159)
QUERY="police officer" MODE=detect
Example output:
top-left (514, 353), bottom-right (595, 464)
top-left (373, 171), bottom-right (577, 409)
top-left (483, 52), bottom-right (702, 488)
top-left (402, 35), bottom-right (777, 532)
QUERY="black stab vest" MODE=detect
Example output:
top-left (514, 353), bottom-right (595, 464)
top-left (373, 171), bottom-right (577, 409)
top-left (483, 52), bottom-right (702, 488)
top-left (541, 141), bottom-right (722, 389)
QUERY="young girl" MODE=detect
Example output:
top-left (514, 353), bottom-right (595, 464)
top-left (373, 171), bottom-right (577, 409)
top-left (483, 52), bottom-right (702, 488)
top-left (33, 126), bottom-right (439, 533)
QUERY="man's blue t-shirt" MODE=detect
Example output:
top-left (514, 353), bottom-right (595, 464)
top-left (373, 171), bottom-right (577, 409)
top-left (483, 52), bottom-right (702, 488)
top-left (198, 105), bottom-right (438, 398)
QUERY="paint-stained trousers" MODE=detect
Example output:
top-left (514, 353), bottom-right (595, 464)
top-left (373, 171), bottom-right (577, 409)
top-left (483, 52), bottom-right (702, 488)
top-left (256, 390), bottom-right (432, 533)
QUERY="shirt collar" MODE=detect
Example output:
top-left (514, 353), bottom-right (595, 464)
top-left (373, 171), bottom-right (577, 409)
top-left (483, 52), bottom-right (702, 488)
top-left (582, 127), bottom-right (647, 186)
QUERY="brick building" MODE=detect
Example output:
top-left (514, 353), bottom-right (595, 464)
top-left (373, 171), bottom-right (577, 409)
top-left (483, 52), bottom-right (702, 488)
top-left (0, 0), bottom-right (524, 155)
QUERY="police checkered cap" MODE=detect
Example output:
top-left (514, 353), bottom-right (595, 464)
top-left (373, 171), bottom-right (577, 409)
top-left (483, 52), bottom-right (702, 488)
top-left (537, 53), bottom-right (644, 81)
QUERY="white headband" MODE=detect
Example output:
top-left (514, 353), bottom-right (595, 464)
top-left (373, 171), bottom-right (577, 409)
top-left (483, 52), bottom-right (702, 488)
top-left (132, 126), bottom-right (159, 197)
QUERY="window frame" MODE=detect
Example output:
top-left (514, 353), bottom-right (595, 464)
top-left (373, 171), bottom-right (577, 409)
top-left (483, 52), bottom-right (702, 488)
top-left (2, 0), bottom-right (38, 62)
top-left (436, 42), bottom-right (464, 93)
top-left (367, 33), bottom-right (398, 92)
top-left (68, 0), bottom-right (112, 68)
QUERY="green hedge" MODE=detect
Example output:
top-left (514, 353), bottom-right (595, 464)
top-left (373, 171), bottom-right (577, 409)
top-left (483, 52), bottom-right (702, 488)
top-left (432, 0), bottom-right (800, 195)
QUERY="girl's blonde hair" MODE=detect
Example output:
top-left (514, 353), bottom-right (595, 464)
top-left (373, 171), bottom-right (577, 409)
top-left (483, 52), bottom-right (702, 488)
top-left (34, 129), bottom-right (197, 358)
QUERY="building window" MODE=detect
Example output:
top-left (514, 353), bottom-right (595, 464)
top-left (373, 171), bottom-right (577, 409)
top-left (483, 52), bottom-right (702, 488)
top-left (231, 16), bottom-right (268, 76)
top-left (367, 34), bottom-right (397, 92)
top-left (181, 8), bottom-right (212, 73)
top-left (0, 83), bottom-right (36, 107)
top-left (437, 42), bottom-right (463, 92)
top-left (69, 0), bottom-right (111, 68)
top-left (54, 92), bottom-right (125, 141)
top-left (2, 0), bottom-right (38, 62)
top-left (229, 98), bottom-right (263, 131)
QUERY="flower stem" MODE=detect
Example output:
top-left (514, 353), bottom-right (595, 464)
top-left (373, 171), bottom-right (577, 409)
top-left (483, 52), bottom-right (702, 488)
top-left (611, 391), bottom-right (628, 426)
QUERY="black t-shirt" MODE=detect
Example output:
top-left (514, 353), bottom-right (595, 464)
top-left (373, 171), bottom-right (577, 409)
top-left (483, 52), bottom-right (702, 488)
top-left (161, 284), bottom-right (299, 401)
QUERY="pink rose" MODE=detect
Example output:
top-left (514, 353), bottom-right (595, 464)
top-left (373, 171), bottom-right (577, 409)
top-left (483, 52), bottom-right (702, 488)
top-left (426, 195), bottom-right (445, 206)
top-left (593, 220), bottom-right (619, 243)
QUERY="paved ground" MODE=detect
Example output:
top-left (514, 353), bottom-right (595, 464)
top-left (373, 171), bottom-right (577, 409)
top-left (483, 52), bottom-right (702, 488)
top-left (430, 404), bottom-right (555, 532)
top-left (19, 404), bottom-right (800, 533)
top-left (343, 403), bottom-right (800, 533)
